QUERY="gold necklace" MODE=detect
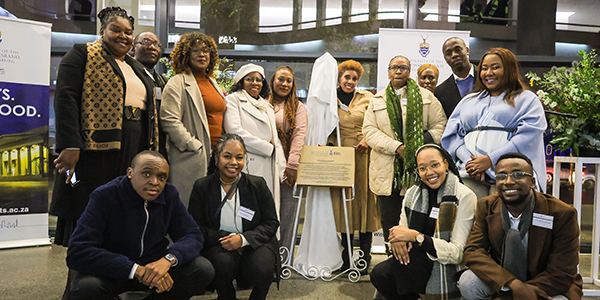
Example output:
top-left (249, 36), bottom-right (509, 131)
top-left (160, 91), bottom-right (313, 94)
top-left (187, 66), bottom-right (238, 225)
top-left (219, 176), bottom-right (236, 185)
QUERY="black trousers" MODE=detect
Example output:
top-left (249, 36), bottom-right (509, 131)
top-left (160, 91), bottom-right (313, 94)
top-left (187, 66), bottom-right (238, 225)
top-left (377, 190), bottom-right (404, 254)
top-left (69, 256), bottom-right (214, 300)
top-left (370, 247), bottom-right (433, 300)
top-left (205, 244), bottom-right (276, 300)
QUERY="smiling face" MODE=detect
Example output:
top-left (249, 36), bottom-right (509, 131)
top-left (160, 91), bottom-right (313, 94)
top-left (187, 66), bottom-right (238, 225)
top-left (495, 158), bottom-right (535, 207)
top-left (218, 140), bottom-right (245, 180)
top-left (442, 38), bottom-right (470, 75)
top-left (189, 42), bottom-right (211, 75)
top-left (416, 147), bottom-right (449, 190)
top-left (388, 56), bottom-right (411, 90)
top-left (127, 154), bottom-right (169, 202)
top-left (132, 32), bottom-right (161, 69)
top-left (101, 16), bottom-right (134, 60)
top-left (273, 68), bottom-right (294, 98)
top-left (243, 71), bottom-right (264, 98)
top-left (418, 68), bottom-right (438, 92)
top-left (339, 70), bottom-right (359, 94)
top-left (480, 54), bottom-right (505, 96)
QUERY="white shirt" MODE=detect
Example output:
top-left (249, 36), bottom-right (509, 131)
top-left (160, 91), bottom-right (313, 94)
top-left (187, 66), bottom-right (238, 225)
top-left (219, 187), bottom-right (249, 247)
top-left (453, 64), bottom-right (475, 81)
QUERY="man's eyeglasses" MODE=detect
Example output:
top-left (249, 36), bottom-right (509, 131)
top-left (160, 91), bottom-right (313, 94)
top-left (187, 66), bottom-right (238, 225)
top-left (495, 171), bottom-right (533, 181)
top-left (136, 39), bottom-right (162, 49)
top-left (388, 65), bottom-right (410, 72)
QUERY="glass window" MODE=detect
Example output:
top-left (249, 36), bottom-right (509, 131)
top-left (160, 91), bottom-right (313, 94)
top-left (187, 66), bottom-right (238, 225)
top-left (175, 0), bottom-right (201, 29)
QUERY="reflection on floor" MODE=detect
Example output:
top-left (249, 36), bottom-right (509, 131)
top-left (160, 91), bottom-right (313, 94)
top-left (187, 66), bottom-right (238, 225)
top-left (1, 245), bottom-right (600, 300)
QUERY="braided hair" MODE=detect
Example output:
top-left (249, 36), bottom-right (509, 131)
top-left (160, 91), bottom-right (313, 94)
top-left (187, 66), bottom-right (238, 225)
top-left (208, 133), bottom-right (247, 174)
top-left (98, 6), bottom-right (134, 30)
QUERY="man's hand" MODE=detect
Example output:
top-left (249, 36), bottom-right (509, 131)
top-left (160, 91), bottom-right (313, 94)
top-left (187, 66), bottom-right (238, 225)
top-left (507, 279), bottom-right (551, 300)
top-left (395, 144), bottom-right (405, 158)
top-left (355, 138), bottom-right (370, 154)
top-left (390, 241), bottom-right (412, 264)
top-left (220, 234), bottom-right (243, 251)
top-left (139, 258), bottom-right (172, 289)
top-left (388, 225), bottom-right (419, 243)
top-left (53, 149), bottom-right (80, 184)
top-left (283, 167), bottom-right (297, 187)
top-left (152, 273), bottom-right (174, 293)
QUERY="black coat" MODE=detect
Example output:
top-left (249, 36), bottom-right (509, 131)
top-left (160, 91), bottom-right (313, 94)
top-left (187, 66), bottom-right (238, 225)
top-left (50, 42), bottom-right (156, 220)
top-left (188, 172), bottom-right (280, 257)
top-left (434, 65), bottom-right (477, 118)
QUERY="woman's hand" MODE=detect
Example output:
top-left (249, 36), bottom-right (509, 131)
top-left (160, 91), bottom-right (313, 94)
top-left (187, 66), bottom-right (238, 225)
top-left (390, 241), bottom-right (412, 264)
top-left (283, 167), bottom-right (297, 187)
top-left (355, 138), bottom-right (370, 154)
top-left (395, 144), bottom-right (405, 158)
top-left (465, 155), bottom-right (492, 178)
top-left (220, 234), bottom-right (243, 251)
top-left (388, 225), bottom-right (419, 243)
top-left (54, 149), bottom-right (80, 184)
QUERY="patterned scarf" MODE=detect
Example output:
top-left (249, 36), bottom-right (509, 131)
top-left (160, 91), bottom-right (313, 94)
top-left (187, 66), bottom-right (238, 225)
top-left (82, 39), bottom-right (124, 150)
top-left (385, 78), bottom-right (424, 189)
top-left (404, 172), bottom-right (462, 300)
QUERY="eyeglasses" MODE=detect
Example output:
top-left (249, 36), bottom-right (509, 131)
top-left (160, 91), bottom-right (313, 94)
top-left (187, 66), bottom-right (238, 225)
top-left (416, 161), bottom-right (444, 174)
top-left (191, 47), bottom-right (211, 56)
top-left (136, 39), bottom-right (162, 49)
top-left (388, 65), bottom-right (410, 72)
top-left (495, 171), bottom-right (533, 181)
top-left (244, 76), bottom-right (263, 83)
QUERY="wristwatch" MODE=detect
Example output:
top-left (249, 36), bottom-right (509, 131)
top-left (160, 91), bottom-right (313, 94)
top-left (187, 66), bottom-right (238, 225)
top-left (164, 253), bottom-right (177, 266)
top-left (416, 233), bottom-right (425, 246)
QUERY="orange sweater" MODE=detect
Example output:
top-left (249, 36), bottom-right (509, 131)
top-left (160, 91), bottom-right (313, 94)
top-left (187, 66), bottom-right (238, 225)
top-left (195, 75), bottom-right (225, 147)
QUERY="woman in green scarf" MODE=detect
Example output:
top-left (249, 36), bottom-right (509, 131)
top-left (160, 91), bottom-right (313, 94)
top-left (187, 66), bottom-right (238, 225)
top-left (363, 55), bottom-right (447, 254)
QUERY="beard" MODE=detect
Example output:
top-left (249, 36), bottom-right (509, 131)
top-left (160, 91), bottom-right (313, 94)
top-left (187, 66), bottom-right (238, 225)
top-left (499, 189), bottom-right (532, 207)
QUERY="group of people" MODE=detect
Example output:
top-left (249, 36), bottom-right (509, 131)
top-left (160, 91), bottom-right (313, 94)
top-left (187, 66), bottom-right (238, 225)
top-left (49, 5), bottom-right (583, 300)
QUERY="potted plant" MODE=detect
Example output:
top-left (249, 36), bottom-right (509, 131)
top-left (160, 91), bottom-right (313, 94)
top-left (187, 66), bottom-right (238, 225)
top-left (526, 50), bottom-right (600, 156)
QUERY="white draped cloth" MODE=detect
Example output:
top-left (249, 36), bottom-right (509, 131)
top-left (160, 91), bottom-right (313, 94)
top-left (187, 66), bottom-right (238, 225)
top-left (293, 52), bottom-right (343, 275)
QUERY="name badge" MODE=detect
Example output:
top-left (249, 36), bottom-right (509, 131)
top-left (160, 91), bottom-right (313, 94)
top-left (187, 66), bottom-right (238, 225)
top-left (532, 213), bottom-right (553, 230)
top-left (155, 87), bottom-right (162, 100)
top-left (401, 98), bottom-right (407, 106)
top-left (238, 206), bottom-right (255, 221)
top-left (429, 207), bottom-right (439, 220)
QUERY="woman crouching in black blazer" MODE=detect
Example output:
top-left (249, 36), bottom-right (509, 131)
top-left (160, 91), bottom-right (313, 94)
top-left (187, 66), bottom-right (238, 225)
top-left (188, 133), bottom-right (280, 300)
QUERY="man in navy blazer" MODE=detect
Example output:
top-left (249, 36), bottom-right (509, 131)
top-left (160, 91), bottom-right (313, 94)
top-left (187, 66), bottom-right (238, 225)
top-left (434, 37), bottom-right (477, 118)
top-left (67, 150), bottom-right (214, 299)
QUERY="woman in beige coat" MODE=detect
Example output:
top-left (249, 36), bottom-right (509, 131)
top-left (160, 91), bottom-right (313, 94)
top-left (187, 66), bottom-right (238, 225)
top-left (363, 55), bottom-right (447, 256)
top-left (328, 60), bottom-right (380, 273)
top-left (161, 33), bottom-right (225, 206)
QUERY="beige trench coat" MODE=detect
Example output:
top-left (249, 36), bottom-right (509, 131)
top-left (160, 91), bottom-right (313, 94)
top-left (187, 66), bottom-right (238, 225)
top-left (160, 72), bottom-right (224, 206)
top-left (328, 90), bottom-right (381, 233)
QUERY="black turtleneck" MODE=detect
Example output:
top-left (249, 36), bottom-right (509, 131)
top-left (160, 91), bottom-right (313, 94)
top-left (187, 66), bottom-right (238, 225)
top-left (337, 88), bottom-right (354, 106)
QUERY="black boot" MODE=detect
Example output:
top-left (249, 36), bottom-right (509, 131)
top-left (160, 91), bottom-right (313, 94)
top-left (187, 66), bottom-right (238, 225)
top-left (359, 232), bottom-right (373, 275)
top-left (341, 233), bottom-right (354, 271)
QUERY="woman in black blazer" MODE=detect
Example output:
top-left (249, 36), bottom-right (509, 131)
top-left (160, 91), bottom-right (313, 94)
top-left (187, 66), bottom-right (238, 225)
top-left (188, 133), bottom-right (280, 300)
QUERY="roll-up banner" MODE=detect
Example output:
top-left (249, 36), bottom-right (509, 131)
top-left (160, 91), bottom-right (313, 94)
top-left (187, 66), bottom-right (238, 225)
top-left (0, 16), bottom-right (52, 248)
top-left (377, 28), bottom-right (471, 91)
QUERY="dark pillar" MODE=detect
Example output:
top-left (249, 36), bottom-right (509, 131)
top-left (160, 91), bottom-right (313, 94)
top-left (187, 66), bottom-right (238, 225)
top-left (293, 0), bottom-right (302, 30)
top-left (342, 0), bottom-right (352, 24)
top-left (316, 0), bottom-right (326, 27)
top-left (239, 0), bottom-right (259, 33)
top-left (517, 0), bottom-right (556, 55)
top-left (368, 0), bottom-right (378, 22)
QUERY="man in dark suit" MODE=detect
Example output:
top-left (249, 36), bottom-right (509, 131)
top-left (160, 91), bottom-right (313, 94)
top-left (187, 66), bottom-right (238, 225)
top-left (458, 152), bottom-right (582, 300)
top-left (434, 37), bottom-right (476, 118)
top-left (132, 31), bottom-right (169, 158)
